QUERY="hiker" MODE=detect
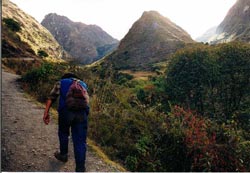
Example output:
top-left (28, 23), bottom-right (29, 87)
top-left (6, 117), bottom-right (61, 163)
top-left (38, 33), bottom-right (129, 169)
top-left (43, 73), bottom-right (89, 172)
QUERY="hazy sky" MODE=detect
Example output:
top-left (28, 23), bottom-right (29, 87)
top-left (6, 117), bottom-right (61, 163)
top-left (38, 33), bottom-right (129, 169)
top-left (10, 0), bottom-right (237, 40)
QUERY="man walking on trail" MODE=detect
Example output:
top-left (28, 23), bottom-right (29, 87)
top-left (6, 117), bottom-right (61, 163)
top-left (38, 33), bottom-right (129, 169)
top-left (43, 73), bottom-right (89, 172)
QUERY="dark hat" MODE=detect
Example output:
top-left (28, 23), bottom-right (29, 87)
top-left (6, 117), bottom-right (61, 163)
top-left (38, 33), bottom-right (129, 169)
top-left (61, 72), bottom-right (79, 79)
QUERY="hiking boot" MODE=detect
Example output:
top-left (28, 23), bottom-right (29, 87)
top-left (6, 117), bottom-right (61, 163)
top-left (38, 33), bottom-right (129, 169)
top-left (54, 151), bottom-right (68, 162)
top-left (75, 166), bottom-right (86, 172)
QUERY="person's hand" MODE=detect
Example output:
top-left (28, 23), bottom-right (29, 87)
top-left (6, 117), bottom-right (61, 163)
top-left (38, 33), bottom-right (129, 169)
top-left (43, 112), bottom-right (50, 125)
top-left (43, 99), bottom-right (52, 125)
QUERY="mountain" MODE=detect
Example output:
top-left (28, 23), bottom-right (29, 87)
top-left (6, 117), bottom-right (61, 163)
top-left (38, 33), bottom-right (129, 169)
top-left (197, 0), bottom-right (250, 44)
top-left (41, 13), bottom-right (119, 64)
top-left (2, 0), bottom-right (71, 60)
top-left (195, 26), bottom-right (217, 43)
top-left (107, 11), bottom-right (194, 70)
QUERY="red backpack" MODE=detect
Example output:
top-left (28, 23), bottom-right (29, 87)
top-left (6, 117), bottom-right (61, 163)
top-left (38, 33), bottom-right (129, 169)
top-left (65, 79), bottom-right (89, 111)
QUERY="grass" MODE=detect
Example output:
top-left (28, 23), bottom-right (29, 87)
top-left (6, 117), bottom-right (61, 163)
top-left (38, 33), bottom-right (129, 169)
top-left (120, 70), bottom-right (156, 81)
top-left (87, 139), bottom-right (127, 172)
top-left (43, 57), bottom-right (66, 63)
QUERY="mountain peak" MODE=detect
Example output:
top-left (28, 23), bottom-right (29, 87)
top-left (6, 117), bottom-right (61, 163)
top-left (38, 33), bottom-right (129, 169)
top-left (140, 10), bottom-right (172, 26)
top-left (42, 13), bottom-right (79, 26)
top-left (109, 11), bottom-right (194, 70)
top-left (45, 13), bottom-right (58, 17)
top-left (142, 10), bottom-right (162, 17)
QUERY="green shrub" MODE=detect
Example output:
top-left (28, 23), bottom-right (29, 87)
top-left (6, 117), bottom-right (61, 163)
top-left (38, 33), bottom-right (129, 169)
top-left (3, 18), bottom-right (21, 32)
top-left (115, 72), bottom-right (133, 85)
top-left (238, 141), bottom-right (250, 170)
top-left (136, 89), bottom-right (146, 102)
top-left (38, 50), bottom-right (49, 57)
top-left (125, 156), bottom-right (138, 170)
top-left (20, 62), bottom-right (69, 102)
top-left (165, 42), bottom-right (250, 120)
top-left (22, 62), bottom-right (53, 84)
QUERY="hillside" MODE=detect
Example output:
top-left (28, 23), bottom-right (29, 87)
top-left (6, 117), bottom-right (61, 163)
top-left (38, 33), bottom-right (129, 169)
top-left (197, 0), bottom-right (250, 44)
top-left (2, 20), bottom-right (37, 59)
top-left (2, 0), bottom-right (72, 60)
top-left (107, 11), bottom-right (194, 70)
top-left (41, 13), bottom-right (119, 64)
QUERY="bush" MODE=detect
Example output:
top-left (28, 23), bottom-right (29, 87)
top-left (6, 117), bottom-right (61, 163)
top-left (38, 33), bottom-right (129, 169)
top-left (20, 62), bottom-right (70, 103)
top-left (165, 42), bottom-right (250, 120)
top-left (38, 50), bottom-right (49, 57)
top-left (160, 105), bottom-right (246, 171)
top-left (238, 141), bottom-right (250, 170)
top-left (114, 72), bottom-right (133, 85)
top-left (22, 62), bottom-right (53, 84)
top-left (3, 18), bottom-right (21, 32)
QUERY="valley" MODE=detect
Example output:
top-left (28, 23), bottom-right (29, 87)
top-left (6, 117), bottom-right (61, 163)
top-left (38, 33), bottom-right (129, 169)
top-left (2, 0), bottom-right (250, 171)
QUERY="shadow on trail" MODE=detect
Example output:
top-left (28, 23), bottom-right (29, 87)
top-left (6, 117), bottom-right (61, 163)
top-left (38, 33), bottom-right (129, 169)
top-left (48, 159), bottom-right (65, 172)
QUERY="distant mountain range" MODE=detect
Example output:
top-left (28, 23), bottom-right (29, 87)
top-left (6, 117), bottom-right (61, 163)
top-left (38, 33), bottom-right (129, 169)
top-left (107, 11), bottom-right (194, 70)
top-left (2, 0), bottom-right (71, 60)
top-left (195, 26), bottom-right (217, 43)
top-left (196, 0), bottom-right (250, 44)
top-left (3, 0), bottom-right (249, 70)
top-left (41, 13), bottom-right (119, 64)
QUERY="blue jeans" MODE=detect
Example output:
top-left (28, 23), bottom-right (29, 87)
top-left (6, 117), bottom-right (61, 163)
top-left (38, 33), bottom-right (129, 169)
top-left (58, 107), bottom-right (88, 171)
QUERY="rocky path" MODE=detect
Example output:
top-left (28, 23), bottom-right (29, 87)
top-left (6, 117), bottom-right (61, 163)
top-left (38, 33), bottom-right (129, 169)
top-left (1, 70), bottom-right (123, 172)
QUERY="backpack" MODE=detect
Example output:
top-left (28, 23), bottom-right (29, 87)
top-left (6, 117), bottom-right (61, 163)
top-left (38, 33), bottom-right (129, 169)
top-left (65, 79), bottom-right (89, 111)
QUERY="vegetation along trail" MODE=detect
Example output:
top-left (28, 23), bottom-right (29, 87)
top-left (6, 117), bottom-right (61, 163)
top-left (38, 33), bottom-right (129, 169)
top-left (1, 70), bottom-right (124, 172)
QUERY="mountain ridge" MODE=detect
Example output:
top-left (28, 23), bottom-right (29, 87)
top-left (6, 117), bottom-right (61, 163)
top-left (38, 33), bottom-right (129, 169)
top-left (41, 13), bottom-right (119, 64)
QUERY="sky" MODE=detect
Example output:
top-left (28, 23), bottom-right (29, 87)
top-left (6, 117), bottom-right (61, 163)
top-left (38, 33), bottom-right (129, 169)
top-left (10, 0), bottom-right (237, 40)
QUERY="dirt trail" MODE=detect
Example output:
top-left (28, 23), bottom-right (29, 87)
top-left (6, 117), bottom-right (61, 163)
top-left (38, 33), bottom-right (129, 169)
top-left (1, 70), bottom-right (122, 172)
